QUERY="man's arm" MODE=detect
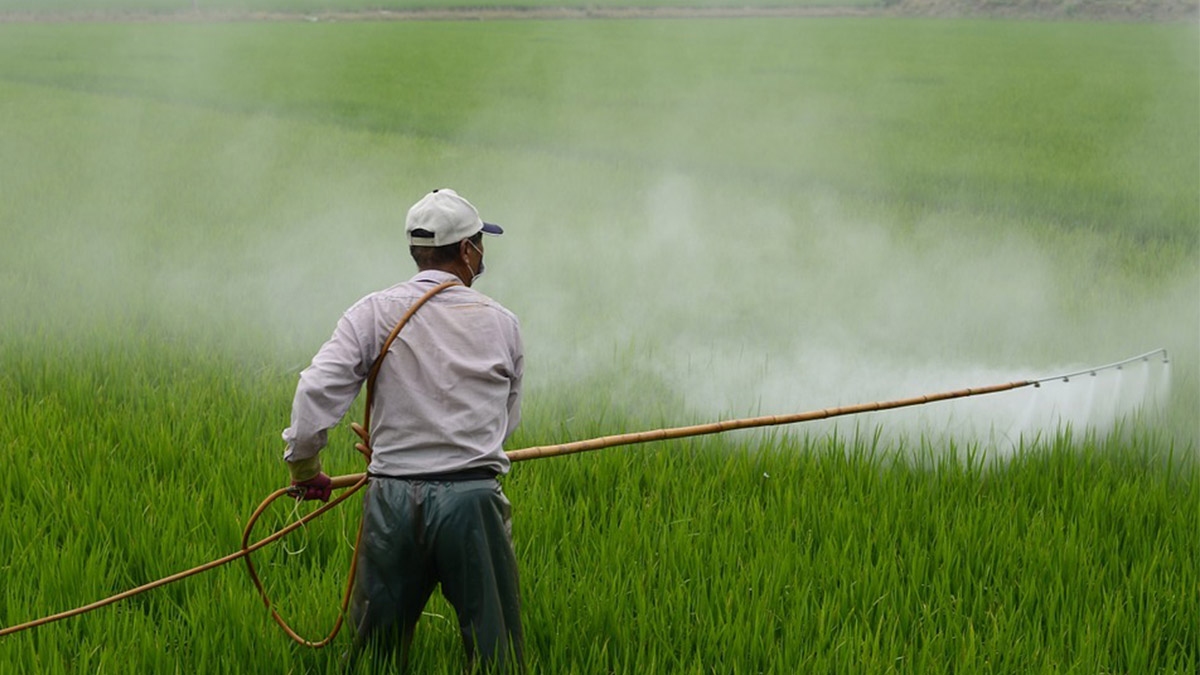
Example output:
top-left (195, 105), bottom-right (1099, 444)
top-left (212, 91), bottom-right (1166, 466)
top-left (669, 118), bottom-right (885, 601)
top-left (282, 310), bottom-right (371, 481)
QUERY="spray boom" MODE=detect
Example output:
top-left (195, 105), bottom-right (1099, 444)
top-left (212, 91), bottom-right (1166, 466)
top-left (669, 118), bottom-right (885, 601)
top-left (1032, 348), bottom-right (1168, 385)
top-left (339, 347), bottom-right (1169, 477)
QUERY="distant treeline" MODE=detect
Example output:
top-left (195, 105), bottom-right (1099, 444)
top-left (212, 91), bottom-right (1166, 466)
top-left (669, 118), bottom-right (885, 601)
top-left (0, 0), bottom-right (1195, 21)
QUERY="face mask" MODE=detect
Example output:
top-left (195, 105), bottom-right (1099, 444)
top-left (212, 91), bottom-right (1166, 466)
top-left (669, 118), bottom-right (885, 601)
top-left (466, 239), bottom-right (485, 283)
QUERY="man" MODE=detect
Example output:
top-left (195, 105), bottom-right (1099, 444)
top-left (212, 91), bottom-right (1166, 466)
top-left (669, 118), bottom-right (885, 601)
top-left (282, 188), bottom-right (524, 672)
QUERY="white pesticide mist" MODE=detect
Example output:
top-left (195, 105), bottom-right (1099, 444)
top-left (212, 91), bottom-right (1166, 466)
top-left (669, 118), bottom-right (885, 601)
top-left (480, 173), bottom-right (1191, 452)
top-left (3, 20), bottom-right (1196, 452)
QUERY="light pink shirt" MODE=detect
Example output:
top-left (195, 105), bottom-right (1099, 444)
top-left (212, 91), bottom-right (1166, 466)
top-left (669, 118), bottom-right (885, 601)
top-left (282, 270), bottom-right (523, 476)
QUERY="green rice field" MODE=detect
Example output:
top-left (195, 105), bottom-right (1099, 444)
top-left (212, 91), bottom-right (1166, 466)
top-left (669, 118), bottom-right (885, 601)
top-left (1, 16), bottom-right (1197, 674)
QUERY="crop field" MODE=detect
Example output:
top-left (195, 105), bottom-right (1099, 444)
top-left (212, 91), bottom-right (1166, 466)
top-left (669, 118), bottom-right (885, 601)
top-left (1, 15), bottom-right (1198, 675)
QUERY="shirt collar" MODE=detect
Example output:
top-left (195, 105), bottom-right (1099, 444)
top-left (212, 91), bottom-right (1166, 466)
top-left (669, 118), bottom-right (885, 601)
top-left (410, 269), bottom-right (464, 286)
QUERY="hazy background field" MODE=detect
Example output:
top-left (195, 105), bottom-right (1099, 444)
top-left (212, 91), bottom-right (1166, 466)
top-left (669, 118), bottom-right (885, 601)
top-left (0, 13), bottom-right (1196, 674)
top-left (1, 18), bottom-right (1196, 443)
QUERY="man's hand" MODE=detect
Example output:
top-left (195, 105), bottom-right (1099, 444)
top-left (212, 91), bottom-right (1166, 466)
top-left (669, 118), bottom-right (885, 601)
top-left (291, 472), bottom-right (332, 502)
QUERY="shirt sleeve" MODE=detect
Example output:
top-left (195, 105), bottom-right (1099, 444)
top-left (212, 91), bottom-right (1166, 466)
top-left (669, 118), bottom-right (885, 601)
top-left (282, 307), bottom-right (372, 467)
top-left (504, 319), bottom-right (524, 441)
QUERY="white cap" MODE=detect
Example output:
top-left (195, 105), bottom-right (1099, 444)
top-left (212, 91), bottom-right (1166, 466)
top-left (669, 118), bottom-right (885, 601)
top-left (405, 188), bottom-right (503, 247)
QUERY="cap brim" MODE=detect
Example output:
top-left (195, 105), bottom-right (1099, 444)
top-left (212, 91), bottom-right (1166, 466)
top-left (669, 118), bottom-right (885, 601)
top-left (482, 222), bottom-right (504, 236)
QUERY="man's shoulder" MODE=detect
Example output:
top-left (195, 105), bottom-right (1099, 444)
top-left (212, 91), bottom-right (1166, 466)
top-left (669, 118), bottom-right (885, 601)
top-left (345, 285), bottom-right (400, 314)
top-left (469, 290), bottom-right (520, 326)
top-left (348, 281), bottom-right (518, 326)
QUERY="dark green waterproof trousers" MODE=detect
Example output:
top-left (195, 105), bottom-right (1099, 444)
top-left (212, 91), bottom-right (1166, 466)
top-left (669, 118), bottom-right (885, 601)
top-left (348, 477), bottom-right (523, 673)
